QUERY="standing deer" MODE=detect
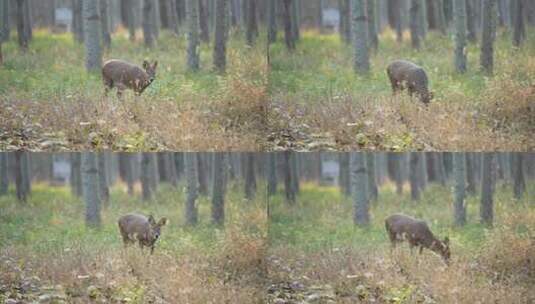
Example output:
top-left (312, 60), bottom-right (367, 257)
top-left (385, 213), bottom-right (451, 264)
top-left (118, 213), bottom-right (168, 254)
top-left (102, 59), bottom-right (158, 98)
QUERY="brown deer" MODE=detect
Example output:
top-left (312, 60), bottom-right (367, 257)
top-left (387, 60), bottom-right (434, 104)
top-left (385, 214), bottom-right (450, 264)
top-left (118, 213), bottom-right (168, 254)
top-left (102, 59), bottom-right (158, 98)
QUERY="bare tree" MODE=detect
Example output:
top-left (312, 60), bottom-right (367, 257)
top-left (480, 0), bottom-right (497, 74)
top-left (351, 153), bottom-right (369, 226)
top-left (213, 0), bottom-right (229, 72)
top-left (82, 153), bottom-right (101, 228)
top-left (453, 153), bottom-right (467, 226)
top-left (480, 153), bottom-right (496, 226)
top-left (83, 0), bottom-right (102, 71)
top-left (353, 0), bottom-right (370, 74)
top-left (186, 0), bottom-right (200, 70)
top-left (185, 153), bottom-right (198, 225)
top-left (211, 153), bottom-right (226, 225)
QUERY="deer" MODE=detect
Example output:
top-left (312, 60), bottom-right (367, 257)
top-left (386, 60), bottom-right (434, 104)
top-left (385, 213), bottom-right (450, 264)
top-left (118, 213), bottom-right (168, 254)
top-left (102, 59), bottom-right (158, 98)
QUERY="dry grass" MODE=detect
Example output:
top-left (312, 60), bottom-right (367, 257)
top-left (268, 76), bottom-right (535, 151)
top-left (267, 213), bottom-right (535, 303)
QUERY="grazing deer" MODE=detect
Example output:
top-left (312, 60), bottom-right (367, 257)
top-left (387, 60), bottom-right (434, 104)
top-left (385, 213), bottom-right (450, 264)
top-left (102, 59), bottom-right (158, 98)
top-left (118, 213), bottom-right (168, 254)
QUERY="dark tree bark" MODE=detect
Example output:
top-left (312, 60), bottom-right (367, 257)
top-left (211, 153), bottom-right (226, 225)
top-left (512, 153), bottom-right (526, 200)
top-left (480, 153), bottom-right (496, 226)
top-left (246, 0), bottom-right (258, 46)
top-left (197, 153), bottom-right (208, 195)
top-left (198, 0), bottom-right (210, 43)
top-left (282, 151), bottom-right (295, 204)
top-left (409, 152), bottom-right (421, 201)
top-left (244, 153), bottom-right (257, 200)
top-left (16, 0), bottom-right (29, 51)
top-left (267, 153), bottom-right (277, 196)
top-left (282, 0), bottom-right (295, 50)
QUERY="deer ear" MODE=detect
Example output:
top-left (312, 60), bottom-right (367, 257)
top-left (158, 217), bottom-right (168, 226)
top-left (148, 214), bottom-right (156, 225)
top-left (143, 60), bottom-right (150, 69)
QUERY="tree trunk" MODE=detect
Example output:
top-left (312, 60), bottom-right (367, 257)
top-left (480, 0), bottom-right (497, 74)
top-left (480, 153), bottom-right (495, 226)
top-left (453, 153), bottom-right (466, 226)
top-left (454, 0), bottom-right (467, 73)
top-left (267, 152), bottom-right (277, 196)
top-left (291, 0), bottom-right (300, 41)
top-left (351, 153), bottom-right (369, 226)
top-left (466, 0), bottom-right (477, 42)
top-left (246, 0), bottom-right (258, 46)
top-left (366, 153), bottom-right (378, 202)
top-left (410, 0), bottom-right (422, 49)
top-left (126, 0), bottom-right (137, 41)
top-left (185, 152), bottom-right (198, 225)
top-left (97, 153), bottom-right (110, 206)
top-left (339, 0), bottom-right (352, 44)
top-left (211, 153), bottom-right (225, 225)
top-left (465, 153), bottom-right (477, 194)
top-left (167, 0), bottom-right (180, 35)
top-left (282, 151), bottom-right (295, 204)
top-left (186, 0), bottom-right (200, 70)
top-left (511, 0), bottom-right (526, 47)
top-left (512, 153), bottom-right (525, 200)
top-left (418, 152), bottom-right (428, 191)
top-left (1, 0), bottom-right (10, 43)
top-left (339, 153), bottom-right (351, 196)
top-left (21, 151), bottom-right (31, 196)
top-left (388, 0), bottom-right (403, 42)
top-left (419, 0), bottom-right (428, 38)
top-left (0, 153), bottom-right (8, 196)
top-left (268, 0), bottom-right (277, 44)
top-left (388, 153), bottom-right (403, 194)
top-left (409, 152), bottom-right (421, 201)
top-left (282, 0), bottom-right (295, 50)
top-left (353, 0), bottom-right (370, 74)
top-left (197, 154), bottom-right (208, 195)
top-left (83, 0), bottom-right (102, 71)
top-left (16, 0), bottom-right (29, 51)
top-left (70, 153), bottom-right (82, 197)
top-left (83, 153), bottom-right (101, 228)
top-left (367, 0), bottom-right (378, 51)
top-left (434, 152), bottom-right (446, 186)
top-left (199, 0), bottom-right (210, 42)
top-left (143, 0), bottom-right (156, 47)
top-left (100, 0), bottom-right (112, 49)
top-left (141, 153), bottom-right (153, 201)
top-left (244, 152), bottom-right (257, 200)
top-left (14, 151), bottom-right (26, 202)
top-left (434, 0), bottom-right (447, 34)
top-left (213, 0), bottom-right (228, 72)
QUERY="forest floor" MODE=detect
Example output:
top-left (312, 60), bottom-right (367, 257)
top-left (0, 183), bottom-right (268, 303)
top-left (266, 182), bottom-right (535, 303)
top-left (2, 29), bottom-right (535, 152)
top-left (0, 29), bottom-right (269, 151)
top-left (267, 29), bottom-right (535, 151)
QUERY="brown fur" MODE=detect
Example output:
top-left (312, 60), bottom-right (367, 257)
top-left (118, 213), bottom-right (168, 254)
top-left (102, 59), bottom-right (158, 98)
top-left (387, 60), bottom-right (434, 104)
top-left (385, 213), bottom-right (450, 263)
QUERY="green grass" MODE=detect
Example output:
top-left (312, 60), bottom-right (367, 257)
top-left (269, 28), bottom-right (535, 102)
top-left (0, 181), bottom-right (266, 256)
top-left (268, 179), bottom-right (535, 254)
top-left (0, 29), bottom-right (265, 101)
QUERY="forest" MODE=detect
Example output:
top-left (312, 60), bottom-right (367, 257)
top-left (1, 152), bottom-right (534, 303)
top-left (1, 152), bottom-right (268, 303)
top-left (0, 0), bottom-right (533, 151)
